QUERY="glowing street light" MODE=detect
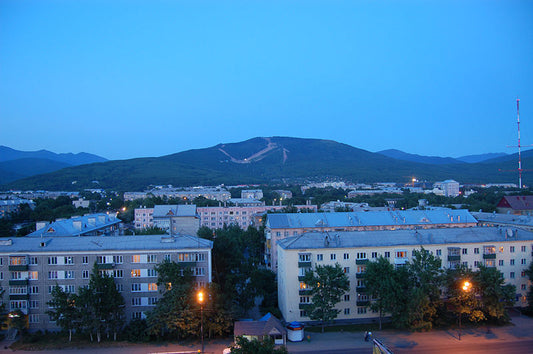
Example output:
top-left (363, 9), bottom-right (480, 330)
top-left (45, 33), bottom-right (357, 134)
top-left (459, 280), bottom-right (472, 340)
top-left (198, 290), bottom-right (205, 353)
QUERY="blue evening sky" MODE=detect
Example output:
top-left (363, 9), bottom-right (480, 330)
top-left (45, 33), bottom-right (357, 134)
top-left (1, 1), bottom-right (532, 160)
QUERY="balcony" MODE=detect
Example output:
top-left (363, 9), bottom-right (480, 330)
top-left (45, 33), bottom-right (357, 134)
top-left (483, 254), bottom-right (496, 259)
top-left (355, 259), bottom-right (369, 265)
top-left (298, 261), bottom-right (312, 268)
top-left (178, 261), bottom-right (197, 267)
top-left (96, 263), bottom-right (115, 270)
top-left (447, 255), bottom-right (461, 262)
top-left (9, 279), bottom-right (28, 286)
top-left (298, 276), bottom-right (306, 281)
top-left (356, 286), bottom-right (367, 293)
top-left (8, 264), bottom-right (28, 271)
top-left (356, 300), bottom-right (370, 306)
top-left (299, 289), bottom-right (312, 296)
top-left (355, 273), bottom-right (366, 279)
top-left (298, 303), bottom-right (312, 310)
top-left (9, 294), bottom-right (29, 301)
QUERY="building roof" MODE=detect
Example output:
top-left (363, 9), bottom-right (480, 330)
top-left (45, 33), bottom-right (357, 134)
top-left (277, 226), bottom-right (533, 250)
top-left (497, 196), bottom-right (533, 211)
top-left (234, 314), bottom-right (286, 337)
top-left (472, 212), bottom-right (533, 227)
top-left (153, 205), bottom-right (197, 217)
top-left (27, 213), bottom-right (121, 237)
top-left (0, 234), bottom-right (212, 254)
top-left (267, 209), bottom-right (477, 229)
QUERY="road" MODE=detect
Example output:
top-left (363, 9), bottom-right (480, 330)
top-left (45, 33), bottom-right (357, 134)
top-left (392, 339), bottom-right (533, 354)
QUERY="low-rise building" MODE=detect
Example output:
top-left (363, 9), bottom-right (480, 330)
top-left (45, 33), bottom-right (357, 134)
top-left (0, 234), bottom-right (213, 330)
top-left (277, 227), bottom-right (533, 323)
top-left (28, 213), bottom-right (122, 237)
top-left (497, 196), bottom-right (533, 215)
top-left (152, 205), bottom-right (200, 236)
top-left (241, 190), bottom-right (263, 200)
top-left (433, 180), bottom-right (460, 197)
top-left (266, 209), bottom-right (477, 270)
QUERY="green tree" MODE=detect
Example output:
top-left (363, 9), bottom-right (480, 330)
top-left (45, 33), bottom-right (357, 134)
top-left (46, 285), bottom-right (79, 341)
top-left (405, 247), bottom-right (444, 330)
top-left (524, 262), bottom-right (533, 316)
top-left (230, 336), bottom-right (288, 354)
top-left (446, 266), bottom-right (485, 326)
top-left (303, 263), bottom-right (350, 332)
top-left (364, 256), bottom-right (397, 330)
top-left (475, 265), bottom-right (515, 322)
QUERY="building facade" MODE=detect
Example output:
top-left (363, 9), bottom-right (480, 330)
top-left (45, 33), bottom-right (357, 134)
top-left (266, 209), bottom-right (477, 270)
top-left (277, 227), bottom-right (533, 323)
top-left (0, 234), bottom-right (212, 331)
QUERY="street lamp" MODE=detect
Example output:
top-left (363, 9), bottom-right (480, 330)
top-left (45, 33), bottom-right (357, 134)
top-left (459, 280), bottom-right (472, 340)
top-left (198, 290), bottom-right (205, 353)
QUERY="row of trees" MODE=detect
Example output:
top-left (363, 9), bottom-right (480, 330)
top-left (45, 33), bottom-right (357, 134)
top-left (364, 248), bottom-right (516, 331)
top-left (46, 264), bottom-right (125, 342)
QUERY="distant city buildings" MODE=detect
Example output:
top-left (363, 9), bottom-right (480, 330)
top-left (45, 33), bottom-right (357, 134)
top-left (28, 213), bottom-right (122, 237)
top-left (497, 195), bottom-right (533, 215)
top-left (0, 199), bottom-right (35, 218)
top-left (433, 180), bottom-right (460, 197)
top-left (124, 187), bottom-right (231, 202)
top-left (241, 189), bottom-right (263, 200)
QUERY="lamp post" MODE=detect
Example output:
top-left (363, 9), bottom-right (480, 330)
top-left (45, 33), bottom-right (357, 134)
top-left (459, 280), bottom-right (472, 340)
top-left (198, 290), bottom-right (205, 353)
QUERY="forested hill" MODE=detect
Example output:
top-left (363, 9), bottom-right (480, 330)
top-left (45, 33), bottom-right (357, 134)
top-left (2, 137), bottom-right (527, 191)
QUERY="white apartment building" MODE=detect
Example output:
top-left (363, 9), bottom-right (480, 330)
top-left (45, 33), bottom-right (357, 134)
top-left (277, 227), bottom-right (533, 323)
top-left (0, 234), bottom-right (212, 331)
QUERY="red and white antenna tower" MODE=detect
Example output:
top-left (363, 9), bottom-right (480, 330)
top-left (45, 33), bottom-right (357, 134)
top-left (506, 99), bottom-right (532, 188)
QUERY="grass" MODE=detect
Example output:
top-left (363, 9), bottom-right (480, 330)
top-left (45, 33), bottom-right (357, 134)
top-left (9, 332), bottom-right (138, 351)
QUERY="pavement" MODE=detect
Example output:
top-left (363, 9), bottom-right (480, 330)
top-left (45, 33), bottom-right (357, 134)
top-left (1, 313), bottom-right (533, 353)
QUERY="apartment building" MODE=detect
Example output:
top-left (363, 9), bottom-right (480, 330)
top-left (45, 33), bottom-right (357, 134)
top-left (241, 190), bottom-right (263, 200)
top-left (266, 209), bottom-right (477, 270)
top-left (27, 213), bottom-right (122, 237)
top-left (277, 227), bottom-right (533, 323)
top-left (0, 234), bottom-right (212, 331)
top-left (135, 204), bottom-right (318, 231)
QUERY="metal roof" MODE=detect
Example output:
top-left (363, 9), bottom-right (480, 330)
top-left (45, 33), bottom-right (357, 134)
top-left (27, 213), bottom-right (121, 237)
top-left (0, 234), bottom-right (212, 254)
top-left (277, 227), bottom-right (533, 250)
top-left (473, 212), bottom-right (533, 227)
top-left (153, 205), bottom-right (198, 217)
top-left (267, 209), bottom-right (477, 229)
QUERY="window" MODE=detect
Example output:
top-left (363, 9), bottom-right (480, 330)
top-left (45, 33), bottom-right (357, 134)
top-left (29, 300), bottom-right (39, 309)
top-left (29, 286), bottom-right (39, 294)
top-left (116, 284), bottom-right (124, 292)
top-left (357, 307), bottom-right (367, 314)
top-left (474, 248), bottom-right (479, 254)
top-left (65, 271), bottom-right (75, 279)
top-left (436, 249), bottom-right (442, 256)
top-left (484, 246), bottom-right (496, 255)
top-left (522, 245), bottom-right (527, 252)
top-left (164, 254), bottom-right (171, 261)
top-left (299, 254), bottom-right (311, 262)
top-left (65, 285), bottom-right (75, 293)
top-left (195, 267), bottom-right (205, 276)
top-left (82, 256), bottom-right (89, 264)
top-left (113, 255), bottom-right (123, 264)
top-left (462, 261), bottom-right (468, 267)
top-left (522, 271), bottom-right (527, 278)
top-left (522, 259), bottom-right (527, 265)
top-left (510, 246), bottom-right (515, 253)
top-left (384, 252), bottom-right (390, 258)
top-left (316, 254), bottom-right (323, 261)
top-left (300, 310), bottom-right (307, 317)
top-left (9, 256), bottom-right (27, 266)
top-left (474, 261), bottom-right (480, 267)
top-left (300, 296), bottom-right (311, 304)
top-left (131, 312), bottom-right (143, 319)
top-left (510, 272), bottom-right (515, 279)
top-left (64, 256), bottom-right (74, 265)
top-left (148, 254), bottom-right (157, 263)
top-left (499, 260), bottom-right (504, 266)
top-left (29, 314), bottom-right (39, 324)
top-left (522, 284), bottom-right (527, 290)
top-left (344, 253), bottom-right (350, 260)
top-left (132, 255), bottom-right (141, 263)
top-left (462, 248), bottom-right (468, 255)
top-left (356, 252), bottom-right (366, 259)
top-left (82, 270), bottom-right (89, 279)
top-left (48, 271), bottom-right (58, 279)
top-left (29, 257), bottom-right (38, 265)
top-left (131, 269), bottom-right (141, 277)
top-left (396, 251), bottom-right (407, 258)
top-left (371, 252), bottom-right (378, 259)
top-left (113, 269), bottom-right (123, 278)
top-left (357, 265), bottom-right (366, 274)
top-left (343, 267), bottom-right (350, 274)
top-left (131, 297), bottom-right (142, 306)
top-left (28, 271), bottom-right (38, 280)
top-left (148, 269), bottom-right (157, 277)
top-left (148, 297), bottom-right (158, 305)
top-left (330, 254), bottom-right (336, 260)
top-left (131, 283), bottom-right (142, 292)
top-left (344, 308), bottom-right (350, 315)
top-left (344, 294), bottom-right (350, 301)
top-left (11, 271), bottom-right (23, 280)
top-left (48, 256), bottom-right (57, 265)
top-left (195, 253), bottom-right (206, 262)
top-left (148, 283), bottom-right (158, 292)
top-left (511, 259), bottom-right (515, 265)
top-left (485, 260), bottom-right (495, 267)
